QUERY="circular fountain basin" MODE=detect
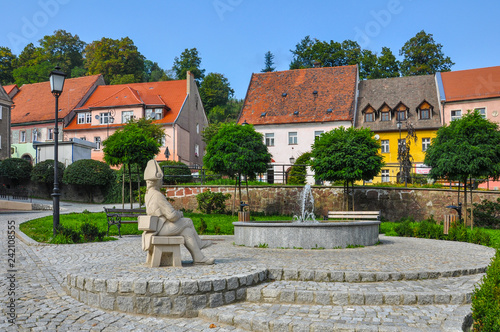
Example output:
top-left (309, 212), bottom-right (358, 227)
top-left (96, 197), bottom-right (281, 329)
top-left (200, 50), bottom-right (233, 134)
top-left (233, 221), bottom-right (380, 249)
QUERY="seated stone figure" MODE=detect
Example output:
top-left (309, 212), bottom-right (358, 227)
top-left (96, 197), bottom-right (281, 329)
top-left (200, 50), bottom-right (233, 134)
top-left (142, 159), bottom-right (214, 265)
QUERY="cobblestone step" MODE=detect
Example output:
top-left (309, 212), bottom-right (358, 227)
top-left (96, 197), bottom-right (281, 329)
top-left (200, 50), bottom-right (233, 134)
top-left (246, 275), bottom-right (482, 306)
top-left (199, 302), bottom-right (471, 332)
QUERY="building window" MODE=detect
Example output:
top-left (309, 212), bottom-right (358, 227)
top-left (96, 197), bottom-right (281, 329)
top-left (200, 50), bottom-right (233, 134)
top-left (476, 107), bottom-right (486, 118)
top-left (146, 108), bottom-right (163, 120)
top-left (288, 132), bottom-right (298, 145)
top-left (20, 131), bottom-right (26, 143)
top-left (196, 123), bottom-right (200, 134)
top-left (195, 144), bottom-right (199, 157)
top-left (381, 140), bottom-right (389, 153)
top-left (0, 135), bottom-right (2, 148)
top-left (100, 112), bottom-right (111, 124)
top-left (32, 129), bottom-right (40, 142)
top-left (396, 111), bottom-right (406, 121)
top-left (422, 138), bottom-right (431, 151)
top-left (420, 109), bottom-right (430, 120)
top-left (451, 110), bottom-right (461, 121)
top-left (48, 128), bottom-right (54, 140)
top-left (381, 112), bottom-right (390, 121)
top-left (265, 133), bottom-right (274, 146)
top-left (122, 111), bottom-right (134, 123)
top-left (0, 106), bottom-right (3, 120)
top-left (94, 137), bottom-right (101, 150)
top-left (381, 169), bottom-right (390, 183)
top-left (365, 112), bottom-right (374, 122)
top-left (78, 112), bottom-right (91, 124)
top-left (80, 137), bottom-right (87, 141)
top-left (314, 131), bottom-right (324, 140)
top-left (398, 139), bottom-right (406, 152)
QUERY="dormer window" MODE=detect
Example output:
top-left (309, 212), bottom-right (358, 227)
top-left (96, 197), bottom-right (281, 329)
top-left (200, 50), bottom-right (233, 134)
top-left (365, 112), bottom-right (374, 122)
top-left (394, 103), bottom-right (408, 121)
top-left (417, 101), bottom-right (433, 120)
top-left (146, 108), bottom-right (163, 120)
top-left (378, 103), bottom-right (392, 122)
top-left (396, 111), bottom-right (406, 121)
top-left (78, 112), bottom-right (91, 124)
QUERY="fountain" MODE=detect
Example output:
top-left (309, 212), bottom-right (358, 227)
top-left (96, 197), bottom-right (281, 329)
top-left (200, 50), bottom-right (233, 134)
top-left (233, 185), bottom-right (380, 249)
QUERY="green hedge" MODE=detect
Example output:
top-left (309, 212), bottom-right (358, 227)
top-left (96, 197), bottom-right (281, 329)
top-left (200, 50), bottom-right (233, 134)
top-left (472, 249), bottom-right (500, 331)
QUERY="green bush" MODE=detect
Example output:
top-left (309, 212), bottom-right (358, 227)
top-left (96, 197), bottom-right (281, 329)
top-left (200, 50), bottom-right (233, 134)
top-left (52, 224), bottom-right (81, 244)
top-left (80, 222), bottom-right (106, 242)
top-left (288, 152), bottom-right (311, 185)
top-left (0, 158), bottom-right (32, 186)
top-left (472, 198), bottom-right (500, 228)
top-left (447, 223), bottom-right (469, 242)
top-left (472, 249), bottom-right (500, 331)
top-left (159, 160), bottom-right (193, 184)
top-left (196, 191), bottom-right (231, 214)
top-left (63, 159), bottom-right (115, 202)
top-left (415, 217), bottom-right (444, 239)
top-left (31, 160), bottom-right (65, 194)
top-left (394, 219), bottom-right (415, 237)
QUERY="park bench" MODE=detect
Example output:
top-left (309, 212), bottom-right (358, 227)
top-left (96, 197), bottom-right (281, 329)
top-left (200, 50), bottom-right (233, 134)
top-left (104, 207), bottom-right (146, 237)
top-left (327, 210), bottom-right (381, 221)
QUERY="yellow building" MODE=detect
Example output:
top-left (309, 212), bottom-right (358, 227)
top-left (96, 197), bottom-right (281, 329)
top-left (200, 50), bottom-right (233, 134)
top-left (355, 75), bottom-right (442, 184)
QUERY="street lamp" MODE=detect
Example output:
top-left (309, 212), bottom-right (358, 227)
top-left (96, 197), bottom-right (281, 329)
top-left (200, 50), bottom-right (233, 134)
top-left (289, 156), bottom-right (296, 164)
top-left (49, 66), bottom-right (66, 236)
top-left (396, 120), bottom-right (402, 184)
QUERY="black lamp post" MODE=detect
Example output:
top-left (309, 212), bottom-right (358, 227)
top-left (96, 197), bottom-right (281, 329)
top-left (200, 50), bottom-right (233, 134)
top-left (49, 66), bottom-right (66, 236)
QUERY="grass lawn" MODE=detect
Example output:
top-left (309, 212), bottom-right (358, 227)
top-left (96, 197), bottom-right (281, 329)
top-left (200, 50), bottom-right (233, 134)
top-left (19, 211), bottom-right (293, 243)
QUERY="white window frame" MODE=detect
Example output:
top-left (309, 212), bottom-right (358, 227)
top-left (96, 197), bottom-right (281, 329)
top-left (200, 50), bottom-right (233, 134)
top-left (32, 129), bottom-right (39, 142)
top-left (381, 169), bottom-right (390, 183)
top-left (195, 144), bottom-right (199, 157)
top-left (122, 111), bottom-right (134, 123)
top-left (476, 107), bottom-right (486, 119)
top-left (0, 106), bottom-right (3, 120)
top-left (451, 110), bottom-right (461, 121)
top-left (154, 108), bottom-right (163, 120)
top-left (196, 123), bottom-right (200, 134)
top-left (78, 112), bottom-right (91, 124)
top-left (380, 112), bottom-right (390, 121)
top-left (420, 108), bottom-right (430, 120)
top-left (99, 112), bottom-right (111, 124)
top-left (364, 112), bottom-right (374, 122)
top-left (314, 131), bottom-right (324, 140)
top-left (288, 132), bottom-right (298, 145)
top-left (78, 113), bottom-right (85, 124)
top-left (48, 128), bottom-right (54, 140)
top-left (381, 140), bottom-right (389, 153)
top-left (397, 111), bottom-right (406, 121)
top-left (20, 131), bottom-right (26, 143)
top-left (422, 138), bottom-right (431, 151)
top-left (94, 137), bottom-right (101, 150)
top-left (265, 133), bottom-right (274, 146)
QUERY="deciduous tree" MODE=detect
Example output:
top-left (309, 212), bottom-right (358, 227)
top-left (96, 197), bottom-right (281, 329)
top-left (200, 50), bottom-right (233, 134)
top-left (199, 72), bottom-right (234, 114)
top-left (0, 47), bottom-right (16, 85)
top-left (311, 127), bottom-right (383, 210)
top-left (172, 48), bottom-right (205, 85)
top-left (399, 30), bottom-right (454, 76)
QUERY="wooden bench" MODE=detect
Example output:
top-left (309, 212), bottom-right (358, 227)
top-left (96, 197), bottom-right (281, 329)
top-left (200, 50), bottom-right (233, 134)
top-left (104, 207), bottom-right (146, 237)
top-left (327, 211), bottom-right (381, 221)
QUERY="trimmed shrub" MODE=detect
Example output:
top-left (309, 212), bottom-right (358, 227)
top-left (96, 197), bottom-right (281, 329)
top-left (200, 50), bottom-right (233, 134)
top-left (52, 224), bottom-right (81, 244)
top-left (288, 152), bottom-right (311, 185)
top-left (80, 222), bottom-right (106, 242)
top-left (197, 191), bottom-right (230, 214)
top-left (472, 198), bottom-right (500, 228)
top-left (0, 158), bottom-right (32, 186)
top-left (31, 160), bottom-right (65, 194)
top-left (63, 159), bottom-right (115, 202)
top-left (159, 160), bottom-right (193, 184)
top-left (472, 249), bottom-right (500, 331)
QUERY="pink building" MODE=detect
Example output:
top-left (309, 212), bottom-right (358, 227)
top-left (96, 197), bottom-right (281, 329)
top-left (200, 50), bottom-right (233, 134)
top-left (64, 72), bottom-right (207, 166)
top-left (440, 66), bottom-right (500, 190)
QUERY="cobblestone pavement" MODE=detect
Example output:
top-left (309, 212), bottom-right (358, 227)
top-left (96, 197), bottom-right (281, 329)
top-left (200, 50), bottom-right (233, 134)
top-left (0, 200), bottom-right (495, 331)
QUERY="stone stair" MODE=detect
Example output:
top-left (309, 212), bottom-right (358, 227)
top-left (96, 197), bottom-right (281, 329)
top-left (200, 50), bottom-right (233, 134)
top-left (199, 273), bottom-right (482, 331)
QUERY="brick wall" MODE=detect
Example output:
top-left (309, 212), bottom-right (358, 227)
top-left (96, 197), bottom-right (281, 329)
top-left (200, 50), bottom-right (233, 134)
top-left (166, 185), bottom-right (500, 222)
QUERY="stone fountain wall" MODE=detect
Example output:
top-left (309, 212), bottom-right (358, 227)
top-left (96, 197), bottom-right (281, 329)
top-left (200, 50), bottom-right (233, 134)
top-left (166, 185), bottom-right (500, 221)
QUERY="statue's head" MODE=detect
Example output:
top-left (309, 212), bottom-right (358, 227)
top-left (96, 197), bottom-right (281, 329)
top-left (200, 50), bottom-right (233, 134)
top-left (144, 159), bottom-right (163, 182)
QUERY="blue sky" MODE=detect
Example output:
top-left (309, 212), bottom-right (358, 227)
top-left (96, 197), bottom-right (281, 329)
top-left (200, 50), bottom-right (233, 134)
top-left (1, 0), bottom-right (499, 99)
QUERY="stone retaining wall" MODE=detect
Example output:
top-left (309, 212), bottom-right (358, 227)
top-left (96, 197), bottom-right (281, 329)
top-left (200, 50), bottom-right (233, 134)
top-left (166, 185), bottom-right (500, 221)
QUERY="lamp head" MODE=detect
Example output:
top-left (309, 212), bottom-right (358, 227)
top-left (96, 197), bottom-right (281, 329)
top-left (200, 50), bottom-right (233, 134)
top-left (49, 66), bottom-right (67, 96)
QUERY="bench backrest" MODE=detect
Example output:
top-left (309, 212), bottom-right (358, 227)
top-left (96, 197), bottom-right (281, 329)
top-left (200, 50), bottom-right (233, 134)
top-left (104, 208), bottom-right (146, 218)
top-left (328, 211), bottom-right (380, 221)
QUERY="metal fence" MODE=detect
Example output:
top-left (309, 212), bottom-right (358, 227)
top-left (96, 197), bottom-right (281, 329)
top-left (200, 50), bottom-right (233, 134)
top-left (0, 188), bottom-right (32, 201)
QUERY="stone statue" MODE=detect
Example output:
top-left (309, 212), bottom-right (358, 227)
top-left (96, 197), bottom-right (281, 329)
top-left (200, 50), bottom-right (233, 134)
top-left (142, 159), bottom-right (214, 265)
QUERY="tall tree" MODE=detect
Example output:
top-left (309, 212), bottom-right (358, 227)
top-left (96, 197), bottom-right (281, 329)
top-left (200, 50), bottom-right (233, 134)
top-left (172, 48), bottom-right (205, 85)
top-left (38, 29), bottom-right (86, 76)
top-left (399, 30), bottom-right (454, 76)
top-left (424, 110), bottom-right (500, 224)
top-left (144, 60), bottom-right (172, 82)
top-left (0, 47), bottom-right (16, 85)
top-left (206, 98), bottom-right (243, 124)
top-left (84, 37), bottom-right (145, 84)
top-left (311, 127), bottom-right (383, 210)
top-left (370, 47), bottom-right (400, 79)
top-left (199, 72), bottom-right (234, 113)
top-left (12, 43), bottom-right (51, 85)
top-left (261, 51), bottom-right (276, 72)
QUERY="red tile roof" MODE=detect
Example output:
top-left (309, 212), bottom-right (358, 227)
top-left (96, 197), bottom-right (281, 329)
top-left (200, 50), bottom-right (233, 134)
top-left (65, 80), bottom-right (188, 130)
top-left (2, 84), bottom-right (17, 96)
top-left (11, 75), bottom-right (103, 124)
top-left (441, 66), bottom-right (500, 101)
top-left (238, 65), bottom-right (358, 125)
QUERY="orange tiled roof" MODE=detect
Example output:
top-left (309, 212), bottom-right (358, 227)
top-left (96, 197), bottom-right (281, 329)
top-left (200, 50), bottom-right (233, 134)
top-left (11, 75), bottom-right (103, 124)
top-left (238, 65), bottom-right (358, 125)
top-left (2, 84), bottom-right (17, 96)
top-left (441, 66), bottom-right (500, 102)
top-left (65, 80), bottom-right (188, 130)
